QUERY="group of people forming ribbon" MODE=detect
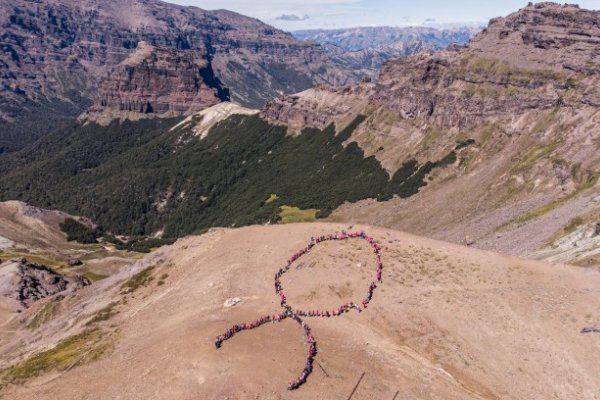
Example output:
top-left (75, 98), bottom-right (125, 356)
top-left (214, 231), bottom-right (384, 390)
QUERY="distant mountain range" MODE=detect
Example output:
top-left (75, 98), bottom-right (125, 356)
top-left (294, 26), bottom-right (481, 79)
top-left (294, 26), bottom-right (481, 52)
top-left (0, 0), bottom-right (482, 154)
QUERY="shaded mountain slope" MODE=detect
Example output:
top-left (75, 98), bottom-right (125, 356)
top-left (0, 109), bottom-right (456, 238)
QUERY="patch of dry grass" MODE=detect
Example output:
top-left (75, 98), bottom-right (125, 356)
top-left (121, 267), bottom-right (155, 294)
top-left (278, 206), bottom-right (319, 224)
top-left (0, 329), bottom-right (111, 386)
top-left (26, 296), bottom-right (65, 330)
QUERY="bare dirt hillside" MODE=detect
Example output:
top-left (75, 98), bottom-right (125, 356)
top-left (1, 223), bottom-right (599, 399)
top-left (0, 201), bottom-right (76, 252)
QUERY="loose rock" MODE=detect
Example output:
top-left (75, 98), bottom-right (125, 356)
top-left (0, 258), bottom-right (90, 311)
top-left (68, 258), bottom-right (83, 267)
top-left (224, 297), bottom-right (242, 308)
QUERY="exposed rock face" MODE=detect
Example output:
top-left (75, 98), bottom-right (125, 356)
top-left (0, 258), bottom-right (90, 311)
top-left (262, 84), bottom-right (374, 133)
top-left (469, 2), bottom-right (600, 73)
top-left (169, 102), bottom-right (259, 139)
top-left (86, 42), bottom-right (226, 122)
top-left (372, 50), bottom-right (566, 128)
top-left (266, 3), bottom-right (600, 131)
top-left (0, 0), bottom-right (355, 148)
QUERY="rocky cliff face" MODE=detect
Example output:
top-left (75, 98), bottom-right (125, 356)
top-left (469, 2), bottom-right (600, 73)
top-left (86, 42), bottom-right (226, 122)
top-left (266, 3), bottom-right (600, 131)
top-left (0, 0), bottom-right (355, 149)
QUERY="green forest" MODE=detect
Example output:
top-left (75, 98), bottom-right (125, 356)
top-left (0, 113), bottom-right (455, 239)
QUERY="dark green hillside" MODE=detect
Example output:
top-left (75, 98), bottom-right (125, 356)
top-left (0, 114), bottom-right (455, 238)
top-left (0, 92), bottom-right (92, 154)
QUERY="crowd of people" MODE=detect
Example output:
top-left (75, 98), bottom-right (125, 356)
top-left (215, 231), bottom-right (384, 390)
top-left (214, 312), bottom-right (289, 349)
top-left (287, 314), bottom-right (318, 390)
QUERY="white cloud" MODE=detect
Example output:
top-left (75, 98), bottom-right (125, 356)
top-left (276, 14), bottom-right (311, 21)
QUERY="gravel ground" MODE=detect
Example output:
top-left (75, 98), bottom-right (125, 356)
top-left (0, 236), bottom-right (14, 250)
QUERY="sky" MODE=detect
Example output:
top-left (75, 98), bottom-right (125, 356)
top-left (167, 0), bottom-right (600, 31)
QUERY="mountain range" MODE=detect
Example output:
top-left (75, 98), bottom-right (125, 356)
top-left (294, 26), bottom-right (479, 52)
top-left (294, 26), bottom-right (480, 80)
top-left (0, 0), bottom-right (355, 152)
top-left (2, 1), bottom-right (598, 264)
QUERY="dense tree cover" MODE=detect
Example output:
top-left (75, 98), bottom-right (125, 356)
top-left (0, 91), bottom-right (92, 154)
top-left (0, 114), bottom-right (455, 239)
top-left (59, 218), bottom-right (100, 244)
top-left (103, 235), bottom-right (176, 253)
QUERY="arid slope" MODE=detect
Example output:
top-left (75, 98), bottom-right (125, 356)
top-left (0, 201), bottom-right (79, 252)
top-left (1, 223), bottom-right (599, 399)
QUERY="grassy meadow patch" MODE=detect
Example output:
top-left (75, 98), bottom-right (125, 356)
top-left (278, 206), bottom-right (319, 224)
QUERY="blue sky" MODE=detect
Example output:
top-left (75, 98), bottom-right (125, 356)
top-left (168, 1), bottom-right (600, 30)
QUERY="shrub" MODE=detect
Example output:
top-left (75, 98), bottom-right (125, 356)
top-left (59, 218), bottom-right (100, 244)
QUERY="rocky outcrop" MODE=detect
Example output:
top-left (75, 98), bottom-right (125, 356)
top-left (469, 2), bottom-right (600, 73)
top-left (372, 50), bottom-right (565, 128)
top-left (86, 42), bottom-right (225, 122)
top-left (262, 84), bottom-right (374, 133)
top-left (0, 258), bottom-right (90, 311)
